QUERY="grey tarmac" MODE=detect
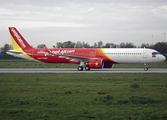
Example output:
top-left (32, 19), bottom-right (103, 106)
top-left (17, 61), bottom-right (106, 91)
top-left (0, 68), bottom-right (167, 73)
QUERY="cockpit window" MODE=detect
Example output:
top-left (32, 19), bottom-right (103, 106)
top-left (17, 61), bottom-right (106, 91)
top-left (152, 52), bottom-right (159, 55)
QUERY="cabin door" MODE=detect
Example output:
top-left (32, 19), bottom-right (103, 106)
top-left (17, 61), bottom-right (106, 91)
top-left (143, 49), bottom-right (147, 58)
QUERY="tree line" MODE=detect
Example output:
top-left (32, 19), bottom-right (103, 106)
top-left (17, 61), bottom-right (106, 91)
top-left (0, 44), bottom-right (12, 54)
top-left (1, 41), bottom-right (167, 54)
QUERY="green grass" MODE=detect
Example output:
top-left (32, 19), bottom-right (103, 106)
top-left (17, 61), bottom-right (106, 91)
top-left (0, 61), bottom-right (167, 68)
top-left (0, 54), bottom-right (23, 60)
top-left (0, 61), bottom-right (79, 68)
top-left (0, 73), bottom-right (167, 119)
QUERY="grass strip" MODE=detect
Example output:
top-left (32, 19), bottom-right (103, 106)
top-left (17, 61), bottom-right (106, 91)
top-left (0, 73), bottom-right (167, 119)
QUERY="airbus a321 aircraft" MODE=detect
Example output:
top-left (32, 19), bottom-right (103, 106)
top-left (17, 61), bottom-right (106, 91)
top-left (7, 27), bottom-right (166, 71)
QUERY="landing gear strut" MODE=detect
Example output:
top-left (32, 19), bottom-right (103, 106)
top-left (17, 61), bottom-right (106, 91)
top-left (78, 61), bottom-right (90, 71)
top-left (144, 63), bottom-right (148, 71)
top-left (78, 61), bottom-right (84, 71)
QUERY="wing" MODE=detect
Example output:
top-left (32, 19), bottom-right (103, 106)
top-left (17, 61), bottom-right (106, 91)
top-left (43, 44), bottom-right (95, 62)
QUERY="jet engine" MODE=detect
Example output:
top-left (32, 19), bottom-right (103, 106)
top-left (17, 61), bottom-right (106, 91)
top-left (88, 59), bottom-right (104, 69)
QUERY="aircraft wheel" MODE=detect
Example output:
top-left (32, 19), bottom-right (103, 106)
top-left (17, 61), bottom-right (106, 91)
top-left (78, 66), bottom-right (83, 71)
top-left (85, 66), bottom-right (90, 71)
top-left (144, 67), bottom-right (148, 71)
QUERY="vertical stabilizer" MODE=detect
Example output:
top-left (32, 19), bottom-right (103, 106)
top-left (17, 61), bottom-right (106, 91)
top-left (9, 27), bottom-right (32, 51)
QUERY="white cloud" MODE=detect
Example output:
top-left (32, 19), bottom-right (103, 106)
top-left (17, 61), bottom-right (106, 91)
top-left (88, 8), bottom-right (94, 11)
top-left (0, 20), bottom-right (87, 30)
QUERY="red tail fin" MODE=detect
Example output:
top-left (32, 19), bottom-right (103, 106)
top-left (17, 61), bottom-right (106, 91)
top-left (9, 27), bottom-right (32, 50)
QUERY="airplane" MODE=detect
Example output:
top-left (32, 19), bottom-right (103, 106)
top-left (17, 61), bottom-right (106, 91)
top-left (7, 27), bottom-right (166, 71)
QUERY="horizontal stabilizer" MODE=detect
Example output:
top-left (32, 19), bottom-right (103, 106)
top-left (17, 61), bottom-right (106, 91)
top-left (6, 50), bottom-right (23, 54)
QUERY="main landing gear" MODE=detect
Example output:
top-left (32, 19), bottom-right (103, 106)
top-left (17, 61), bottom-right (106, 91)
top-left (78, 66), bottom-right (90, 71)
top-left (144, 63), bottom-right (148, 71)
top-left (78, 61), bottom-right (90, 71)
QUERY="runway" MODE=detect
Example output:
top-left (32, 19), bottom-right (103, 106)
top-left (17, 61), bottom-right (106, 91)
top-left (0, 68), bottom-right (166, 73)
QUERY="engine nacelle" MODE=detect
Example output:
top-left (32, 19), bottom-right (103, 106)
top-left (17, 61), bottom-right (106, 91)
top-left (103, 63), bottom-right (114, 68)
top-left (88, 59), bottom-right (104, 69)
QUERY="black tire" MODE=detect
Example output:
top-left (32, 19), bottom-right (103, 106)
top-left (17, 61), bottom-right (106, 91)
top-left (144, 67), bottom-right (148, 71)
top-left (78, 66), bottom-right (83, 71)
top-left (85, 66), bottom-right (90, 71)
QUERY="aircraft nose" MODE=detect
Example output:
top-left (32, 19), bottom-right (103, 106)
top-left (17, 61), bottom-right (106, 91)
top-left (161, 55), bottom-right (166, 61)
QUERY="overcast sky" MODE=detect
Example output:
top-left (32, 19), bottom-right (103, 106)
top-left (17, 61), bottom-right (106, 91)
top-left (0, 0), bottom-right (167, 48)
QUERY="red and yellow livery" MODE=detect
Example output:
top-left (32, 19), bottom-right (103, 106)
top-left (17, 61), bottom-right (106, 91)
top-left (7, 27), bottom-right (166, 71)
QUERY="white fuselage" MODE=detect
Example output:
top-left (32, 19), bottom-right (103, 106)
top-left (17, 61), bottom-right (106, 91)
top-left (103, 48), bottom-right (166, 64)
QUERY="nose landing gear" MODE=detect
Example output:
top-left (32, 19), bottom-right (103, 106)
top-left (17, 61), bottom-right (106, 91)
top-left (144, 63), bottom-right (148, 71)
